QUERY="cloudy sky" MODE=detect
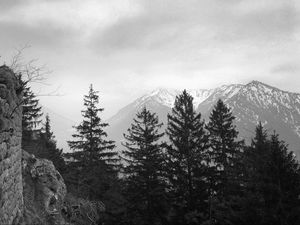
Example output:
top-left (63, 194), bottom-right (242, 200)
top-left (0, 0), bottom-right (299, 122)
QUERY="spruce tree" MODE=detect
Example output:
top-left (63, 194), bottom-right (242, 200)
top-left (122, 107), bottom-right (167, 225)
top-left (166, 90), bottom-right (210, 224)
top-left (242, 125), bottom-right (300, 225)
top-left (21, 80), bottom-right (43, 150)
top-left (265, 132), bottom-right (300, 224)
top-left (206, 99), bottom-right (243, 224)
top-left (38, 114), bottom-right (65, 173)
top-left (240, 122), bottom-right (271, 225)
top-left (66, 84), bottom-right (118, 200)
top-left (44, 114), bottom-right (54, 141)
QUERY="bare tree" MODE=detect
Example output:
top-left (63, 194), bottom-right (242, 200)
top-left (10, 45), bottom-right (50, 86)
top-left (7, 45), bottom-right (61, 119)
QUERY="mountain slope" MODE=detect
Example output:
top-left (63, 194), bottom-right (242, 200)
top-left (225, 81), bottom-right (300, 153)
top-left (106, 81), bottom-right (300, 158)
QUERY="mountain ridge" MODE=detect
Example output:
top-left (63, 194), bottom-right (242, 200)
top-left (106, 81), bottom-right (300, 158)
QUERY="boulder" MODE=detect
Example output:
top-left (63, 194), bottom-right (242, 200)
top-left (22, 151), bottom-right (67, 225)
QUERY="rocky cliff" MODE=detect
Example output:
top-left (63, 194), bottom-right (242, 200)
top-left (0, 65), bottom-right (68, 224)
top-left (0, 65), bottom-right (23, 224)
top-left (22, 151), bottom-right (67, 225)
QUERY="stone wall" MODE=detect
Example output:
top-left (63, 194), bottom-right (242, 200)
top-left (0, 65), bottom-right (23, 224)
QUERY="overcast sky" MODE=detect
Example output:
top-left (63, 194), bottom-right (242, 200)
top-left (0, 0), bottom-right (299, 122)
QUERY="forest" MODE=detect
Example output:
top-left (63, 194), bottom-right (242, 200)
top-left (23, 80), bottom-right (300, 225)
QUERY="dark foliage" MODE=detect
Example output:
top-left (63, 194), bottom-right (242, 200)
top-left (32, 89), bottom-right (300, 225)
top-left (241, 123), bottom-right (300, 225)
top-left (38, 114), bottom-right (66, 173)
top-left (205, 99), bottom-right (244, 225)
top-left (64, 84), bottom-right (121, 222)
top-left (122, 107), bottom-right (168, 225)
top-left (21, 79), bottom-right (43, 151)
top-left (166, 90), bottom-right (210, 224)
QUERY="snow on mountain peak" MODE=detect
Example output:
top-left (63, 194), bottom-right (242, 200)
top-left (134, 84), bottom-right (245, 109)
top-left (134, 88), bottom-right (179, 108)
top-left (108, 80), bottom-right (300, 158)
top-left (133, 81), bottom-right (300, 114)
top-left (189, 89), bottom-right (214, 107)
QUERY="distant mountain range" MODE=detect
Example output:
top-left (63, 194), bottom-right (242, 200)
top-left (44, 81), bottom-right (300, 158)
top-left (106, 81), bottom-right (300, 158)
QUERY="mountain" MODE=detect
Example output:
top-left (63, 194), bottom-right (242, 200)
top-left (106, 81), bottom-right (300, 158)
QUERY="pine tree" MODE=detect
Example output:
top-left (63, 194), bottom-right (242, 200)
top-left (242, 125), bottom-right (300, 225)
top-left (122, 107), bottom-right (167, 225)
top-left (21, 80), bottom-right (43, 150)
top-left (38, 114), bottom-right (65, 173)
top-left (66, 84), bottom-right (118, 200)
top-left (265, 132), bottom-right (300, 224)
top-left (206, 99), bottom-right (243, 224)
top-left (166, 90), bottom-right (210, 224)
top-left (44, 114), bottom-right (54, 141)
top-left (240, 122), bottom-right (271, 225)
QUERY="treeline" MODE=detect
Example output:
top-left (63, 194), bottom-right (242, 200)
top-left (23, 84), bottom-right (300, 225)
top-left (21, 77), bottom-right (66, 173)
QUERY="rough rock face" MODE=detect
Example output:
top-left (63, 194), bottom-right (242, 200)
top-left (0, 65), bottom-right (23, 225)
top-left (0, 65), bottom-right (69, 224)
top-left (22, 151), bottom-right (67, 225)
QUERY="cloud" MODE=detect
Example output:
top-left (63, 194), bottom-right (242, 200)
top-left (0, 21), bottom-right (78, 52)
top-left (86, 0), bottom-right (300, 96)
top-left (271, 62), bottom-right (300, 74)
top-left (91, 0), bottom-right (299, 53)
top-left (0, 0), bottom-right (25, 11)
top-left (0, 0), bottom-right (299, 124)
top-left (0, 0), bottom-right (142, 37)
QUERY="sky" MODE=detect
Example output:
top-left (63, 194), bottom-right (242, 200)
top-left (0, 0), bottom-right (299, 123)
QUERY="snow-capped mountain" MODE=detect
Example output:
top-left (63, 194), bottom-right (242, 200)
top-left (106, 81), bottom-right (300, 158)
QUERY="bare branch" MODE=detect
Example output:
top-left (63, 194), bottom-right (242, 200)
top-left (5, 45), bottom-right (64, 119)
top-left (9, 45), bottom-right (51, 86)
top-left (35, 85), bottom-right (64, 97)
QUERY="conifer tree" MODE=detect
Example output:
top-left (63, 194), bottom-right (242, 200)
top-left (239, 122), bottom-right (271, 225)
top-left (166, 90), bottom-right (210, 224)
top-left (38, 114), bottom-right (65, 173)
top-left (242, 125), bottom-right (300, 225)
top-left (122, 107), bottom-right (167, 225)
top-left (66, 84), bottom-right (118, 200)
top-left (206, 99), bottom-right (243, 224)
top-left (266, 132), bottom-right (300, 225)
top-left (44, 114), bottom-right (54, 141)
top-left (246, 122), bottom-right (270, 194)
top-left (21, 80), bottom-right (43, 148)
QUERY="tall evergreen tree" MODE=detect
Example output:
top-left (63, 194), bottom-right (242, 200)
top-left (166, 90), bottom-right (210, 225)
top-left (239, 122), bottom-right (271, 225)
top-left (21, 80), bottom-right (43, 149)
top-left (242, 124), bottom-right (300, 225)
top-left (65, 84), bottom-right (118, 200)
top-left (38, 114), bottom-right (66, 173)
top-left (206, 99), bottom-right (243, 224)
top-left (122, 107), bottom-right (167, 225)
top-left (266, 132), bottom-right (300, 225)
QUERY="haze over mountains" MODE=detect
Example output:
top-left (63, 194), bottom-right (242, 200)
top-left (46, 81), bottom-right (300, 158)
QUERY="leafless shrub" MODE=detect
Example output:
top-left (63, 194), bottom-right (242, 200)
top-left (10, 45), bottom-right (50, 86)
top-left (62, 194), bottom-right (105, 225)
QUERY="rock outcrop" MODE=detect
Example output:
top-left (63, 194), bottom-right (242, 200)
top-left (0, 65), bottom-right (23, 225)
top-left (22, 151), bottom-right (67, 225)
top-left (0, 65), bottom-right (68, 224)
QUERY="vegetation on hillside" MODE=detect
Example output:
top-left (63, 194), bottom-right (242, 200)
top-left (23, 80), bottom-right (300, 225)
